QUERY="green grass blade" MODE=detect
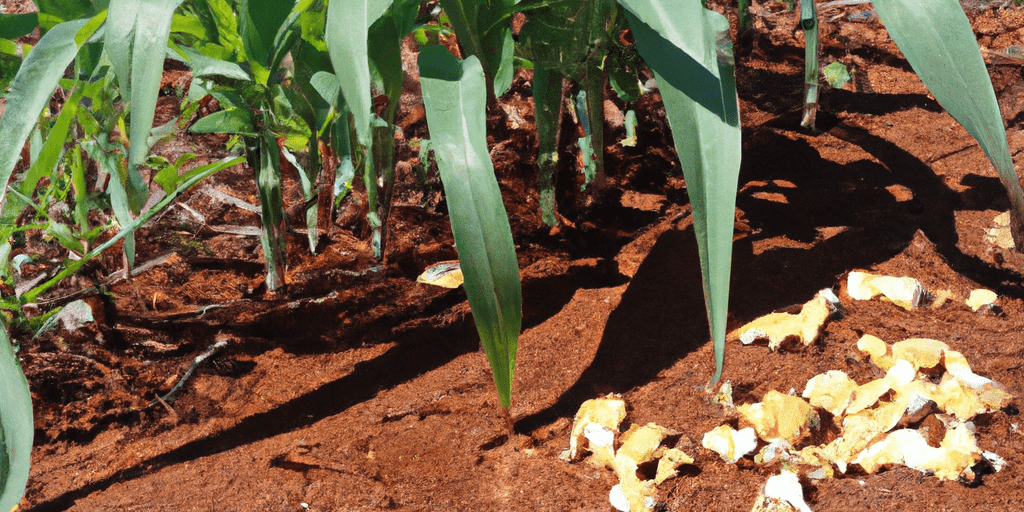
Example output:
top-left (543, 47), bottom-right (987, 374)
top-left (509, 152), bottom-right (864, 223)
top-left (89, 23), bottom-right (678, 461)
top-left (0, 18), bottom-right (93, 210)
top-left (418, 46), bottom-right (523, 411)
top-left (238, 0), bottom-right (294, 70)
top-left (619, 0), bottom-right (741, 386)
top-left (873, 0), bottom-right (1024, 247)
top-left (105, 0), bottom-right (183, 213)
top-left (533, 66), bottom-right (563, 226)
top-left (0, 324), bottom-right (34, 512)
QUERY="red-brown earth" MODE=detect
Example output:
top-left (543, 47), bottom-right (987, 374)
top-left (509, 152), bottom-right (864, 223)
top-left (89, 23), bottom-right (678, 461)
top-left (7, 1), bottom-right (1024, 511)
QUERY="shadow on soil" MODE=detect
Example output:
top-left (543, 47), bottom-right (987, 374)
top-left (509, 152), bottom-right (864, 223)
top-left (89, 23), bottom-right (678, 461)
top-left (29, 314), bottom-right (482, 511)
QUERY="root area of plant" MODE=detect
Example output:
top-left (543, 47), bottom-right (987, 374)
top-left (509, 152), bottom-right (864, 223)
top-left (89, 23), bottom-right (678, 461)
top-left (15, 3), bottom-right (1024, 511)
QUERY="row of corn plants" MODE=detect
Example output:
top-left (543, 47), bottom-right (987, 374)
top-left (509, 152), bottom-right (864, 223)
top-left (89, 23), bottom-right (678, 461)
top-left (3, 0), bottom-right (1023, 508)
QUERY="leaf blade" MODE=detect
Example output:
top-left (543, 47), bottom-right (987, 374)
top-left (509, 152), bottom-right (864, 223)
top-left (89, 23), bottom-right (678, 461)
top-left (0, 18), bottom-right (93, 210)
top-left (620, 0), bottom-right (741, 385)
top-left (873, 0), bottom-right (1024, 245)
top-left (418, 46), bottom-right (523, 410)
top-left (0, 324), bottom-right (33, 512)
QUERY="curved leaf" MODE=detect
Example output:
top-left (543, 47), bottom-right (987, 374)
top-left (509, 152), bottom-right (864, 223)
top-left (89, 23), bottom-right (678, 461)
top-left (0, 325), bottom-right (33, 512)
top-left (105, 0), bottom-right (183, 213)
top-left (325, 0), bottom-right (393, 145)
top-left (873, 0), bottom-right (1024, 247)
top-left (619, 0), bottom-right (741, 386)
top-left (418, 46), bottom-right (523, 410)
top-left (0, 18), bottom-right (94, 210)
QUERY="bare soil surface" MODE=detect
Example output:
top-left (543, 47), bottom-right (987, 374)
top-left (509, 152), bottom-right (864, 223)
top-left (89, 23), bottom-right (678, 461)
top-left (10, 2), bottom-right (1024, 511)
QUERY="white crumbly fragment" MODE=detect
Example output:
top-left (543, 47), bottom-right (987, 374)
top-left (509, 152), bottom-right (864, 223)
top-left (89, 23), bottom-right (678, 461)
top-left (740, 329), bottom-right (768, 345)
top-left (846, 271), bottom-right (924, 310)
top-left (568, 395), bottom-right (626, 461)
top-left (702, 425), bottom-right (758, 463)
top-left (738, 391), bottom-right (818, 443)
top-left (609, 484), bottom-right (630, 512)
top-left (731, 290), bottom-right (837, 350)
top-left (854, 425), bottom-right (982, 481)
top-left (803, 370), bottom-right (857, 416)
top-left (568, 399), bottom-right (694, 512)
top-left (965, 289), bottom-right (997, 311)
top-left (761, 470), bottom-right (813, 512)
top-left (982, 451), bottom-right (1006, 472)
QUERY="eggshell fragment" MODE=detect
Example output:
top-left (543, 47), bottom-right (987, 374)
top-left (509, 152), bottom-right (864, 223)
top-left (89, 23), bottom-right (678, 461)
top-left (731, 292), bottom-right (835, 350)
top-left (983, 211), bottom-right (1014, 250)
top-left (847, 271), bottom-right (924, 310)
top-left (856, 334), bottom-right (894, 370)
top-left (854, 424), bottom-right (981, 481)
top-left (415, 261), bottom-right (464, 288)
top-left (891, 338), bottom-right (948, 371)
top-left (702, 425), bottom-right (758, 463)
top-left (753, 470), bottom-right (813, 512)
top-left (617, 423), bottom-right (677, 467)
top-left (569, 395), bottom-right (626, 461)
top-left (739, 391), bottom-right (818, 443)
top-left (803, 370), bottom-right (857, 416)
top-left (844, 376), bottom-right (893, 416)
top-left (655, 448), bottom-right (695, 485)
top-left (965, 289), bottom-right (997, 311)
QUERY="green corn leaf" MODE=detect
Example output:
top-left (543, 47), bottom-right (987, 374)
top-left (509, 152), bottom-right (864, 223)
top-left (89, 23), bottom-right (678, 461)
top-left (418, 46), bottom-right (523, 411)
top-left (105, 0), bottom-right (183, 213)
top-left (19, 88), bottom-right (81, 199)
top-left (34, 0), bottom-right (93, 30)
top-left (205, 0), bottom-right (244, 59)
top-left (0, 13), bottom-right (39, 40)
top-left (533, 66), bottom-right (563, 226)
top-left (0, 324), bottom-right (33, 512)
top-left (69, 145), bottom-right (90, 230)
top-left (171, 12), bottom-right (209, 40)
top-left (0, 18), bottom-right (95, 211)
top-left (310, 71), bottom-right (342, 109)
top-left (873, 0), bottom-right (1024, 247)
top-left (238, 0), bottom-right (294, 70)
top-left (619, 0), bottom-right (741, 386)
top-left (254, 129), bottom-right (288, 291)
top-left (325, 0), bottom-right (393, 146)
top-left (168, 44), bottom-right (250, 81)
top-left (188, 108), bottom-right (258, 136)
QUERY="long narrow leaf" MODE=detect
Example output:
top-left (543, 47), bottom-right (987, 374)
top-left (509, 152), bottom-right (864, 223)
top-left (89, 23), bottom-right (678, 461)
top-left (325, 0), bottom-right (393, 145)
top-left (0, 18), bottom-right (94, 210)
top-left (533, 66), bottom-right (563, 226)
top-left (254, 131), bottom-right (288, 291)
top-left (619, 0), bottom-right (741, 386)
top-left (19, 89), bottom-right (81, 198)
top-left (418, 46), bottom-right (523, 410)
top-left (873, 0), bottom-right (1024, 247)
top-left (238, 0), bottom-right (293, 70)
top-left (105, 0), bottom-right (184, 213)
top-left (0, 324), bottom-right (33, 512)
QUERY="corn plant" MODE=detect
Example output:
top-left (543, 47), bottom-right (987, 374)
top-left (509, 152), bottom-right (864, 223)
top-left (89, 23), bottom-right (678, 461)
top-left (4, 4), bottom-right (1021, 509)
top-left (418, 45), bottom-right (523, 410)
top-left (0, 6), bottom-right (238, 504)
